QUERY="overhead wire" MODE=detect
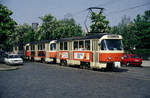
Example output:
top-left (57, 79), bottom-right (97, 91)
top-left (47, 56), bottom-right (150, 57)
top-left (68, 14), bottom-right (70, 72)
top-left (70, 0), bottom-right (120, 18)
top-left (106, 2), bottom-right (150, 15)
top-left (69, 1), bottom-right (150, 30)
top-left (97, 0), bottom-right (118, 7)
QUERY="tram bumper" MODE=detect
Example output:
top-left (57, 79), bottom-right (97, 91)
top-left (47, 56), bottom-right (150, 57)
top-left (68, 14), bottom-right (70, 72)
top-left (114, 62), bottom-right (121, 68)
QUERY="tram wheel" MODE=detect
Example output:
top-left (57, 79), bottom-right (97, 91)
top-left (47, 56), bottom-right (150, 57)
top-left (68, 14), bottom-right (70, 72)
top-left (61, 60), bottom-right (67, 66)
top-left (53, 58), bottom-right (56, 64)
top-left (126, 62), bottom-right (130, 67)
top-left (106, 63), bottom-right (114, 71)
top-left (80, 62), bottom-right (90, 69)
top-left (41, 58), bottom-right (45, 63)
top-left (31, 57), bottom-right (34, 62)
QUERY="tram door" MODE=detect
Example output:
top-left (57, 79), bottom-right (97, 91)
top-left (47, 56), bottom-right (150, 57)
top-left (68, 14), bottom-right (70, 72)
top-left (92, 40), bottom-right (99, 63)
top-left (68, 41), bottom-right (72, 60)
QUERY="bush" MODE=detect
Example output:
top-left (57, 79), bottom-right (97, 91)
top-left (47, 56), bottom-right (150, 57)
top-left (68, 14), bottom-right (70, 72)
top-left (133, 49), bottom-right (150, 60)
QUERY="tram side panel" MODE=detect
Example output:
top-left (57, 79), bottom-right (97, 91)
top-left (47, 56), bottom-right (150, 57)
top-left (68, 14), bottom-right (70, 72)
top-left (57, 40), bottom-right (93, 66)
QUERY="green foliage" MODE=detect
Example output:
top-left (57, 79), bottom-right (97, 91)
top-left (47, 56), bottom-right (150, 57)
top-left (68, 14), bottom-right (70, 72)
top-left (55, 18), bottom-right (83, 39)
top-left (133, 10), bottom-right (150, 49)
top-left (132, 49), bottom-right (150, 54)
top-left (0, 4), bottom-right (17, 50)
top-left (11, 23), bottom-right (36, 46)
top-left (90, 12), bottom-right (110, 33)
top-left (38, 14), bottom-right (83, 40)
top-left (111, 10), bottom-right (150, 50)
top-left (111, 16), bottom-right (137, 49)
top-left (38, 14), bottom-right (57, 40)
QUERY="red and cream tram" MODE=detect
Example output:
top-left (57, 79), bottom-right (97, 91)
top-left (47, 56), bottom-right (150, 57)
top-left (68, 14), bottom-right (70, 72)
top-left (23, 40), bottom-right (57, 63)
top-left (15, 33), bottom-right (124, 70)
top-left (56, 33), bottom-right (124, 69)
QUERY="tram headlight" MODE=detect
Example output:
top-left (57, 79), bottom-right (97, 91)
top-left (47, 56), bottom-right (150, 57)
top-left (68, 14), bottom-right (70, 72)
top-left (108, 57), bottom-right (111, 60)
top-left (121, 56), bottom-right (124, 60)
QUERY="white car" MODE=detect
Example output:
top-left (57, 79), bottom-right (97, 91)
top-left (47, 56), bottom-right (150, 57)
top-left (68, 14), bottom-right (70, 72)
top-left (4, 54), bottom-right (23, 65)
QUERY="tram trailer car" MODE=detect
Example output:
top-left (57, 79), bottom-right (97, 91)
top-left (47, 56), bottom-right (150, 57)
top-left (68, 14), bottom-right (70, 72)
top-left (56, 33), bottom-right (124, 69)
top-left (23, 40), bottom-right (57, 63)
top-left (19, 33), bottom-right (124, 70)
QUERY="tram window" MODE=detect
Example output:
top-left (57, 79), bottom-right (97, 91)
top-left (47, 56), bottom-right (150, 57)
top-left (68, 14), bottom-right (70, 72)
top-left (31, 45), bottom-right (35, 50)
top-left (64, 42), bottom-right (67, 50)
top-left (40, 45), bottom-right (42, 50)
top-left (42, 44), bottom-right (45, 50)
top-left (50, 43), bottom-right (56, 51)
top-left (101, 40), bottom-right (107, 50)
top-left (79, 41), bottom-right (84, 50)
top-left (15, 47), bottom-right (17, 51)
top-left (38, 44), bottom-right (43, 50)
top-left (26, 46), bottom-right (29, 50)
top-left (74, 41), bottom-right (78, 50)
top-left (33, 45), bottom-right (35, 50)
top-left (19, 46), bottom-right (23, 50)
top-left (85, 40), bottom-right (90, 50)
top-left (38, 45), bottom-right (40, 50)
top-left (60, 42), bottom-right (63, 50)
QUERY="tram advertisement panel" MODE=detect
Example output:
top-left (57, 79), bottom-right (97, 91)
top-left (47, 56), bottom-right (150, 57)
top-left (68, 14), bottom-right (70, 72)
top-left (62, 52), bottom-right (68, 58)
top-left (74, 53), bottom-right (89, 60)
top-left (59, 51), bottom-right (69, 59)
top-left (73, 51), bottom-right (92, 62)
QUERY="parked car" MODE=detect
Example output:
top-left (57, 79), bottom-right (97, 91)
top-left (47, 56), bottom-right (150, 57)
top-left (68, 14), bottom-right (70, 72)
top-left (4, 54), bottom-right (23, 65)
top-left (121, 54), bottom-right (142, 67)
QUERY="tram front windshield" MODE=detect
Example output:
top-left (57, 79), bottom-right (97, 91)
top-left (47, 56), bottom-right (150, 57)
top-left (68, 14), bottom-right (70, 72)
top-left (101, 39), bottom-right (123, 50)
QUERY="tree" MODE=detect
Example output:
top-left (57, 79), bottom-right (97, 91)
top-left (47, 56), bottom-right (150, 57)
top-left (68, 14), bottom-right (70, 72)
top-left (111, 10), bottom-right (150, 50)
top-left (10, 23), bottom-right (37, 50)
top-left (90, 12), bottom-right (110, 33)
top-left (0, 4), bottom-right (16, 50)
top-left (55, 18), bottom-right (83, 39)
top-left (39, 14), bottom-right (83, 40)
top-left (39, 14), bottom-right (57, 40)
top-left (133, 10), bottom-right (150, 49)
top-left (111, 16), bottom-right (137, 50)
top-left (15, 24), bottom-right (36, 43)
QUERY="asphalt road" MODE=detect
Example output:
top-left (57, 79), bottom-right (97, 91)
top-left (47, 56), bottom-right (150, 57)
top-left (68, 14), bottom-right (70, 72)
top-left (0, 62), bottom-right (150, 98)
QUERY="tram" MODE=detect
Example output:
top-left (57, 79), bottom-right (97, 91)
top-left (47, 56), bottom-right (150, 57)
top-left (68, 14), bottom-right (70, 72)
top-left (56, 33), bottom-right (124, 69)
top-left (14, 33), bottom-right (124, 70)
top-left (23, 40), bottom-right (57, 63)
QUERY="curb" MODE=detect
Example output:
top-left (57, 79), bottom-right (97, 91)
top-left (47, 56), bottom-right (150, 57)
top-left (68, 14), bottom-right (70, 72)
top-left (0, 67), bottom-right (19, 71)
top-left (142, 61), bottom-right (150, 67)
top-left (0, 65), bottom-right (22, 71)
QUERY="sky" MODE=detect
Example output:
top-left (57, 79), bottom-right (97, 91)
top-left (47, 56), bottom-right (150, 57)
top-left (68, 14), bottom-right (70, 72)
top-left (2, 0), bottom-right (150, 30)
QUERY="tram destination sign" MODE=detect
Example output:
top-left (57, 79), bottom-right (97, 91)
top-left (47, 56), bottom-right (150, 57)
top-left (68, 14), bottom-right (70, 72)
top-left (107, 35), bottom-right (119, 39)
